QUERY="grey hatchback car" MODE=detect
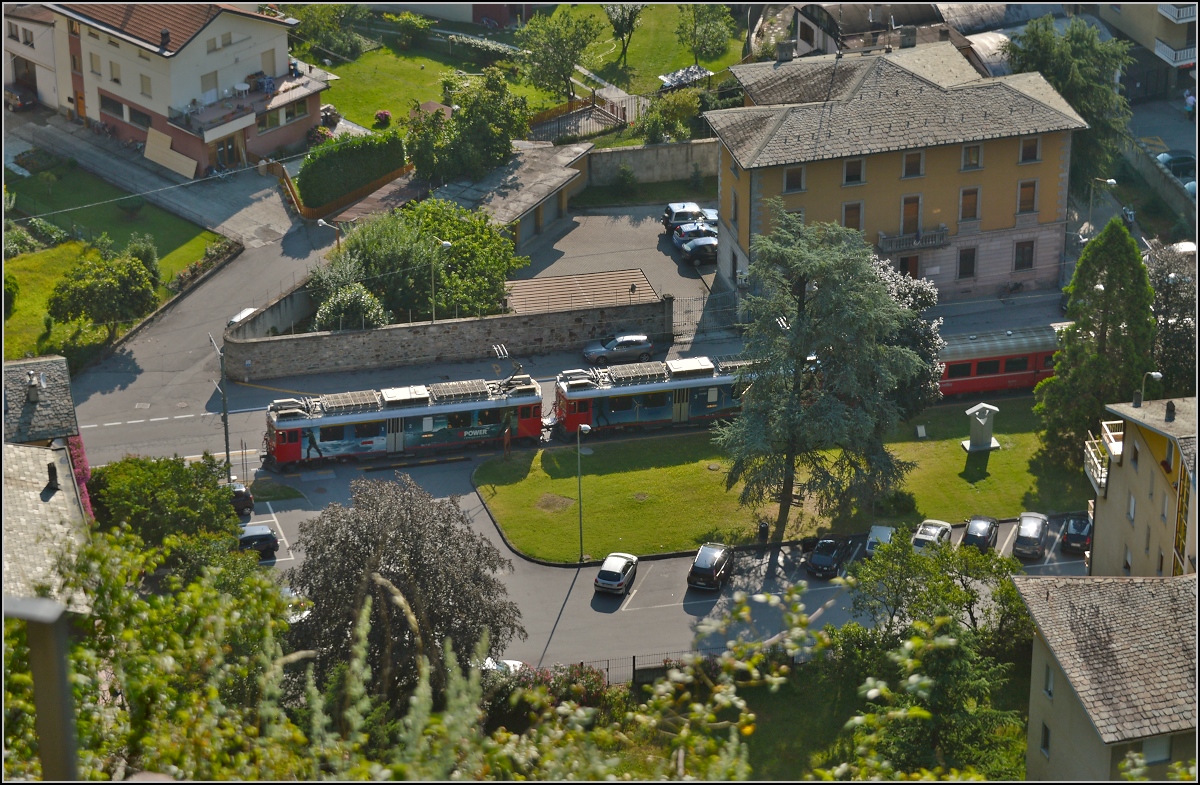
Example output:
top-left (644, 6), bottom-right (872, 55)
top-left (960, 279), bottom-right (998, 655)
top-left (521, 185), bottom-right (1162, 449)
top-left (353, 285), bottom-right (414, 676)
top-left (582, 334), bottom-right (654, 366)
top-left (1012, 512), bottom-right (1050, 559)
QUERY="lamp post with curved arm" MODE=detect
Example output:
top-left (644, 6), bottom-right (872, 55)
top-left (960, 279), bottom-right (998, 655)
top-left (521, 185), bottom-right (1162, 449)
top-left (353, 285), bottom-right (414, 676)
top-left (1088, 178), bottom-right (1116, 238)
top-left (577, 423), bottom-right (591, 562)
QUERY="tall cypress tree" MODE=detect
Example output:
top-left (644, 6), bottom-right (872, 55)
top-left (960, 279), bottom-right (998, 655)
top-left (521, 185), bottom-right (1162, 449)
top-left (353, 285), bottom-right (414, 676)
top-left (1034, 216), bottom-right (1155, 463)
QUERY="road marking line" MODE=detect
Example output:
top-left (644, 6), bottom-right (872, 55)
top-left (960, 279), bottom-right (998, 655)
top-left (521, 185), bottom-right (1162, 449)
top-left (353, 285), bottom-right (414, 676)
top-left (149, 417), bottom-right (168, 422)
top-left (1043, 526), bottom-right (1063, 565)
top-left (175, 414), bottom-right (194, 419)
top-left (103, 422), bottom-right (122, 426)
top-left (128, 419), bottom-right (144, 424)
top-left (999, 525), bottom-right (1017, 557)
top-left (81, 424), bottom-right (97, 429)
top-left (620, 589), bottom-right (638, 611)
top-left (266, 502), bottom-right (296, 560)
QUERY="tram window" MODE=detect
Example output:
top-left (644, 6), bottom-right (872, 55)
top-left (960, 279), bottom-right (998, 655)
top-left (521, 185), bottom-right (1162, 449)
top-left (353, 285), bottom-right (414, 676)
top-left (577, 400), bottom-right (590, 413)
top-left (447, 411), bottom-right (470, 428)
top-left (643, 392), bottom-right (669, 408)
top-left (1043, 353), bottom-right (1056, 369)
top-left (610, 396), bottom-right (634, 412)
top-left (707, 388), bottom-right (719, 404)
top-left (947, 363), bottom-right (972, 379)
top-left (422, 417), bottom-right (434, 432)
top-left (519, 406), bottom-right (531, 419)
top-left (319, 425), bottom-right (344, 441)
top-left (354, 421), bottom-right (384, 439)
top-left (478, 408), bottom-right (503, 425)
top-left (975, 360), bottom-right (1001, 376)
top-left (288, 431), bottom-right (299, 443)
top-left (1004, 357), bottom-right (1029, 373)
top-left (533, 404), bottom-right (541, 418)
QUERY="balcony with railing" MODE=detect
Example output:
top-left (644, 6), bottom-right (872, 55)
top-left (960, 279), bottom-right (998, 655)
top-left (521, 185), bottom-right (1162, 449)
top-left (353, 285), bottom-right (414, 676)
top-left (1155, 37), bottom-right (1197, 65)
top-left (1101, 419), bottom-right (1124, 460)
top-left (167, 72), bottom-right (327, 143)
top-left (1159, 4), bottom-right (1197, 23)
top-left (877, 224), bottom-right (948, 254)
top-left (1084, 432), bottom-right (1110, 494)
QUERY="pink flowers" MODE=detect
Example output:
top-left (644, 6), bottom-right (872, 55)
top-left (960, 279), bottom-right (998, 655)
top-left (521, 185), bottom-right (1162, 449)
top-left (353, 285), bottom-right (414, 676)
top-left (375, 109), bottom-right (392, 127)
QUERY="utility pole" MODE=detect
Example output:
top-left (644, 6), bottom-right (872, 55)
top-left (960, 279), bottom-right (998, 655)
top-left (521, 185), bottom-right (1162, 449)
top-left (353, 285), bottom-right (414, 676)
top-left (209, 333), bottom-right (232, 482)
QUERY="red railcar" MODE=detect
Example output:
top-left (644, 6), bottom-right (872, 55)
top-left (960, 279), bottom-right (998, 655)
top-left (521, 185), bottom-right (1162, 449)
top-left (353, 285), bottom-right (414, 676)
top-left (938, 324), bottom-right (1068, 396)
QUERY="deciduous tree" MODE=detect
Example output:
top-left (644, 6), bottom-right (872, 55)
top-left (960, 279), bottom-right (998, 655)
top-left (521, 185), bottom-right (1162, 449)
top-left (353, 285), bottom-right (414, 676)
top-left (1003, 15), bottom-right (1133, 197)
top-left (312, 282), bottom-right (390, 331)
top-left (284, 473), bottom-right (527, 703)
top-left (47, 253), bottom-right (157, 341)
top-left (713, 201), bottom-right (933, 526)
top-left (1034, 216), bottom-right (1155, 464)
top-left (848, 535), bottom-right (943, 638)
top-left (515, 8), bottom-right (603, 101)
top-left (675, 4), bottom-right (735, 67)
top-left (603, 4), bottom-right (645, 67)
top-left (1142, 239), bottom-right (1196, 399)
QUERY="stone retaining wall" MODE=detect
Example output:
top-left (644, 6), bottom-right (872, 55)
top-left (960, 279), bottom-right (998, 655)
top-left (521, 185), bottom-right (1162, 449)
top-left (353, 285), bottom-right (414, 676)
top-left (1123, 139), bottom-right (1197, 235)
top-left (223, 284), bottom-right (674, 382)
top-left (587, 139), bottom-right (719, 186)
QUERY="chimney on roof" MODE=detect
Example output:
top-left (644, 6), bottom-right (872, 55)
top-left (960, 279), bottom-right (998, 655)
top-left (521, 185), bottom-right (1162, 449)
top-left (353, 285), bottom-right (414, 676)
top-left (160, 28), bottom-right (169, 49)
top-left (899, 25), bottom-right (916, 48)
top-left (776, 39), bottom-right (794, 63)
top-left (47, 461), bottom-right (59, 491)
top-left (940, 26), bottom-right (950, 41)
top-left (1166, 401), bottom-right (1176, 422)
top-left (26, 370), bottom-right (39, 403)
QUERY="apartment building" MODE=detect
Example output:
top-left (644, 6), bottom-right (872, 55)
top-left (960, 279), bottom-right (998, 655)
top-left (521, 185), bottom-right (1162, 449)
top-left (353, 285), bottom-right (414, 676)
top-left (1013, 574), bottom-right (1197, 781)
top-left (1098, 3), bottom-right (1196, 101)
top-left (703, 41), bottom-right (1087, 302)
top-left (1084, 396), bottom-right (1196, 578)
top-left (3, 4), bottom-right (58, 108)
top-left (40, 3), bottom-right (327, 178)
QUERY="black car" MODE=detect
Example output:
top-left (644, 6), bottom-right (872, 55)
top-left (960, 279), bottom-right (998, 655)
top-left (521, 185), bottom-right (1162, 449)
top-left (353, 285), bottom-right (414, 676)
top-left (1060, 514), bottom-right (1093, 554)
top-left (230, 482), bottom-right (255, 516)
top-left (961, 516), bottom-right (999, 553)
top-left (238, 525), bottom-right (279, 560)
top-left (805, 537), bottom-right (847, 579)
top-left (681, 236), bottom-right (718, 266)
top-left (687, 542), bottom-right (732, 590)
top-left (4, 83), bottom-right (37, 111)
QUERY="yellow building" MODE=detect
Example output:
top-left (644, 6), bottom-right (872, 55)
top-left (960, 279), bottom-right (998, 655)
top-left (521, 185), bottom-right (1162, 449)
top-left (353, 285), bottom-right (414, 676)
top-left (1013, 574), bottom-right (1197, 781)
top-left (1084, 397), bottom-right (1196, 578)
top-left (703, 41), bottom-right (1087, 302)
top-left (1097, 3), bottom-right (1196, 101)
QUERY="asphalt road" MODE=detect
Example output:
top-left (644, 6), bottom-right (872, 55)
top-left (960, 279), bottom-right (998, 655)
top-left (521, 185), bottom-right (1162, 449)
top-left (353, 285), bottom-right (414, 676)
top-left (241, 456), bottom-right (1087, 670)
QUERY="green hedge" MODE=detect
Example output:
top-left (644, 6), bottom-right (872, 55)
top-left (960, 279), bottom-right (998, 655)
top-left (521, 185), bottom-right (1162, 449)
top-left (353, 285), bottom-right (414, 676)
top-left (295, 131), bottom-right (406, 209)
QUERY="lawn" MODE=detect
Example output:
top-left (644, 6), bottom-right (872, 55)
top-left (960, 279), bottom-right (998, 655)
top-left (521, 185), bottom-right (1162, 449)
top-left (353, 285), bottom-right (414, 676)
top-left (248, 476), bottom-right (305, 503)
top-left (318, 40), bottom-right (557, 129)
top-left (475, 395), bottom-right (1091, 562)
top-left (568, 4), bottom-right (749, 96)
top-left (570, 175), bottom-right (718, 208)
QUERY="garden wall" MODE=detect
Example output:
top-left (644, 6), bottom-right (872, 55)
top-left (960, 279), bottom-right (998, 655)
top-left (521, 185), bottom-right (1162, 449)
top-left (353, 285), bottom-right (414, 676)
top-left (1122, 138), bottom-right (1197, 234)
top-left (223, 283), bottom-right (674, 382)
top-left (587, 140), bottom-right (719, 187)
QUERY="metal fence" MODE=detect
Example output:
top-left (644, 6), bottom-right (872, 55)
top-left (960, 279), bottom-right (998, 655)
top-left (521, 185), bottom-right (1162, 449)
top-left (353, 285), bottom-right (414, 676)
top-left (577, 645), bottom-right (727, 685)
top-left (528, 93), bottom-right (650, 142)
top-left (13, 192), bottom-right (102, 243)
top-left (673, 290), bottom-right (739, 339)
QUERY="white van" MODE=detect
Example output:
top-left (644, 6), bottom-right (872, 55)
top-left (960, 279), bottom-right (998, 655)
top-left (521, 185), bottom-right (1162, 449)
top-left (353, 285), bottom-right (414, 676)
top-left (228, 307), bottom-right (257, 327)
top-left (864, 525), bottom-right (895, 558)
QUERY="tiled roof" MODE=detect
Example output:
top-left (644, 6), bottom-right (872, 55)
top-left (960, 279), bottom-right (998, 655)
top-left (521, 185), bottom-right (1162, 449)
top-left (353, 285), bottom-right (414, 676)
top-left (1013, 575), bottom-right (1197, 744)
top-left (3, 442), bottom-right (88, 604)
top-left (1178, 436), bottom-right (1195, 478)
top-left (710, 42), bottom-right (1086, 169)
top-left (3, 356), bottom-right (79, 444)
top-left (5, 4), bottom-right (54, 25)
top-left (47, 3), bottom-right (291, 56)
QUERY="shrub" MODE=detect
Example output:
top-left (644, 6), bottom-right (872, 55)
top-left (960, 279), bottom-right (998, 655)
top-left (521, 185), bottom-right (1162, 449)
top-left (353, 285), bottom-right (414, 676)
top-left (689, 162), bottom-right (703, 190)
top-left (116, 195), bottom-right (146, 219)
top-left (26, 217), bottom-right (68, 246)
top-left (382, 11), bottom-right (433, 48)
top-left (3, 225), bottom-right (41, 258)
top-left (312, 282), bottom-right (391, 331)
top-left (90, 232), bottom-right (116, 261)
top-left (295, 130), bottom-right (406, 209)
top-left (877, 489), bottom-right (917, 516)
top-left (67, 434), bottom-right (93, 519)
top-left (124, 232), bottom-right (160, 287)
top-left (447, 34), bottom-right (511, 66)
top-left (307, 125), bottom-right (334, 145)
top-left (634, 110), bottom-right (668, 145)
top-left (374, 109), bottom-right (392, 127)
top-left (4, 272), bottom-right (18, 319)
top-left (614, 164), bottom-right (638, 194)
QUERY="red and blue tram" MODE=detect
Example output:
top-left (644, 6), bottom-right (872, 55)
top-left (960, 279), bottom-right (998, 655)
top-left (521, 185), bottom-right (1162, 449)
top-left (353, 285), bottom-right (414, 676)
top-left (938, 323), bottom-right (1067, 396)
top-left (551, 355), bottom-right (751, 436)
top-left (262, 374), bottom-right (542, 469)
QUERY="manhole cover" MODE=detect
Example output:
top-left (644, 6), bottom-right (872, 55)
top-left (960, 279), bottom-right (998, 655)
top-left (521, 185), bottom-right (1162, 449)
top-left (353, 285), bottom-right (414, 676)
top-left (708, 463), bottom-right (720, 471)
top-left (135, 402), bottom-right (150, 409)
top-left (176, 401), bottom-right (189, 408)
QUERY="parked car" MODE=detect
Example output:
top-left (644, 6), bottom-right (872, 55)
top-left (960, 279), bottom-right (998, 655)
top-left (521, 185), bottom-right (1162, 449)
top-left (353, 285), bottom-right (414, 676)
top-left (662, 202), bottom-right (704, 234)
top-left (594, 552), bottom-right (638, 595)
top-left (1060, 513), bottom-right (1093, 554)
top-left (960, 516), bottom-right (999, 554)
top-left (280, 587), bottom-right (311, 624)
top-left (672, 221), bottom-right (718, 249)
top-left (687, 542), bottom-right (732, 590)
top-left (4, 83), bottom-right (37, 111)
top-left (805, 537), bottom-right (847, 579)
top-left (481, 657), bottom-right (528, 675)
top-left (238, 525), bottom-right (279, 560)
top-left (910, 520), bottom-right (953, 554)
top-left (680, 236), bottom-right (718, 266)
top-left (864, 525), bottom-right (895, 558)
top-left (582, 334), bottom-right (654, 366)
top-left (230, 482), bottom-right (255, 516)
top-left (700, 207), bottom-right (719, 225)
top-left (1156, 150), bottom-right (1196, 179)
top-left (1012, 512), bottom-right (1050, 559)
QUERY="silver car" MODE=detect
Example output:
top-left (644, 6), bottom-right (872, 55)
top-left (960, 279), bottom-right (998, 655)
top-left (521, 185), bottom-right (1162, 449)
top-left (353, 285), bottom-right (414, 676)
top-left (582, 334), bottom-right (654, 366)
top-left (594, 552), bottom-right (638, 595)
top-left (1012, 512), bottom-right (1050, 559)
top-left (910, 520), bottom-right (953, 554)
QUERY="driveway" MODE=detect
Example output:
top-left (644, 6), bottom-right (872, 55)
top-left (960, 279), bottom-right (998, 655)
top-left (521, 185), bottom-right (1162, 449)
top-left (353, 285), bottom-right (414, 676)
top-left (519, 205), bottom-right (714, 303)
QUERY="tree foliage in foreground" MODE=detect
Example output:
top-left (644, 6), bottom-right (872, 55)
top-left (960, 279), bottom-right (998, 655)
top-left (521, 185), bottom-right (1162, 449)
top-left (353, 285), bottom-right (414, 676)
top-left (47, 253), bottom-right (157, 342)
top-left (284, 473), bottom-right (527, 705)
top-left (1142, 239), bottom-right (1197, 399)
top-left (714, 202), bottom-right (936, 526)
top-left (1003, 15), bottom-right (1133, 198)
top-left (87, 452), bottom-right (239, 547)
top-left (515, 7), bottom-right (603, 101)
top-left (1034, 217), bottom-right (1155, 465)
top-left (675, 4), bottom-right (736, 67)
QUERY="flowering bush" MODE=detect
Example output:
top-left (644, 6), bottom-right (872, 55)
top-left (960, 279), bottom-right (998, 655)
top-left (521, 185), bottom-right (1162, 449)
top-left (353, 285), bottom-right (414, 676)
top-left (67, 434), bottom-right (93, 520)
top-left (307, 125), bottom-right (334, 145)
top-left (374, 109), bottom-right (392, 126)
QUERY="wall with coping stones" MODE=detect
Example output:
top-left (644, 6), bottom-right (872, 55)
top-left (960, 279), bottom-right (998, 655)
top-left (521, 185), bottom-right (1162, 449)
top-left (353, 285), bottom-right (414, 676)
top-left (1122, 139), bottom-right (1197, 235)
top-left (587, 139), bottom-right (719, 186)
top-left (223, 285), bottom-right (674, 381)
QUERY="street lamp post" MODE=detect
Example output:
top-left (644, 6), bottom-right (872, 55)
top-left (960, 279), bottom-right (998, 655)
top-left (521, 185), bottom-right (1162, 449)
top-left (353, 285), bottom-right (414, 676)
top-left (1135, 371), bottom-right (1163, 407)
top-left (1087, 178), bottom-right (1117, 238)
top-left (431, 238), bottom-right (452, 323)
top-left (316, 218), bottom-right (340, 252)
top-left (577, 423), bottom-right (591, 562)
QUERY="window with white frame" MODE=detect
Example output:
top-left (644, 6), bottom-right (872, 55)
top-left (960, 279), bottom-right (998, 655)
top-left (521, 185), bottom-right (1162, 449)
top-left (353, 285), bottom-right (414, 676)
top-left (1040, 724), bottom-right (1051, 757)
top-left (903, 151), bottom-right (923, 178)
top-left (1162, 492), bottom-right (1169, 522)
top-left (207, 37), bottom-right (217, 53)
top-left (957, 247), bottom-right (977, 279)
top-left (8, 22), bottom-right (19, 40)
top-left (1043, 664), bottom-right (1053, 698)
top-left (1165, 442), bottom-right (1175, 472)
top-left (1132, 442), bottom-right (1139, 471)
top-left (962, 143), bottom-right (981, 170)
top-left (68, 19), bottom-right (80, 36)
top-left (1014, 240), bottom-right (1035, 271)
top-left (844, 158), bottom-right (864, 185)
top-left (22, 27), bottom-right (33, 46)
top-left (1128, 492), bottom-right (1136, 522)
top-left (1158, 549), bottom-right (1165, 576)
top-left (842, 202), bottom-right (863, 231)
top-left (89, 52), bottom-right (101, 75)
top-left (283, 98), bottom-right (308, 123)
top-left (70, 53), bottom-right (82, 73)
top-left (731, 190), bottom-right (739, 227)
top-left (201, 70), bottom-right (218, 95)
top-left (1145, 524), bottom-right (1152, 554)
top-left (1020, 136), bottom-right (1041, 163)
top-left (99, 94), bottom-right (123, 118)
top-left (140, 74), bottom-right (151, 97)
top-left (138, 49), bottom-right (150, 61)
top-left (257, 110), bottom-right (281, 133)
top-left (221, 31), bottom-right (232, 47)
top-left (960, 187), bottom-right (979, 220)
top-left (129, 106), bottom-right (151, 129)
top-left (1123, 546), bottom-right (1132, 574)
top-left (783, 166), bottom-right (805, 193)
top-left (109, 60), bottom-right (121, 84)
top-left (1018, 180), bottom-right (1037, 213)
